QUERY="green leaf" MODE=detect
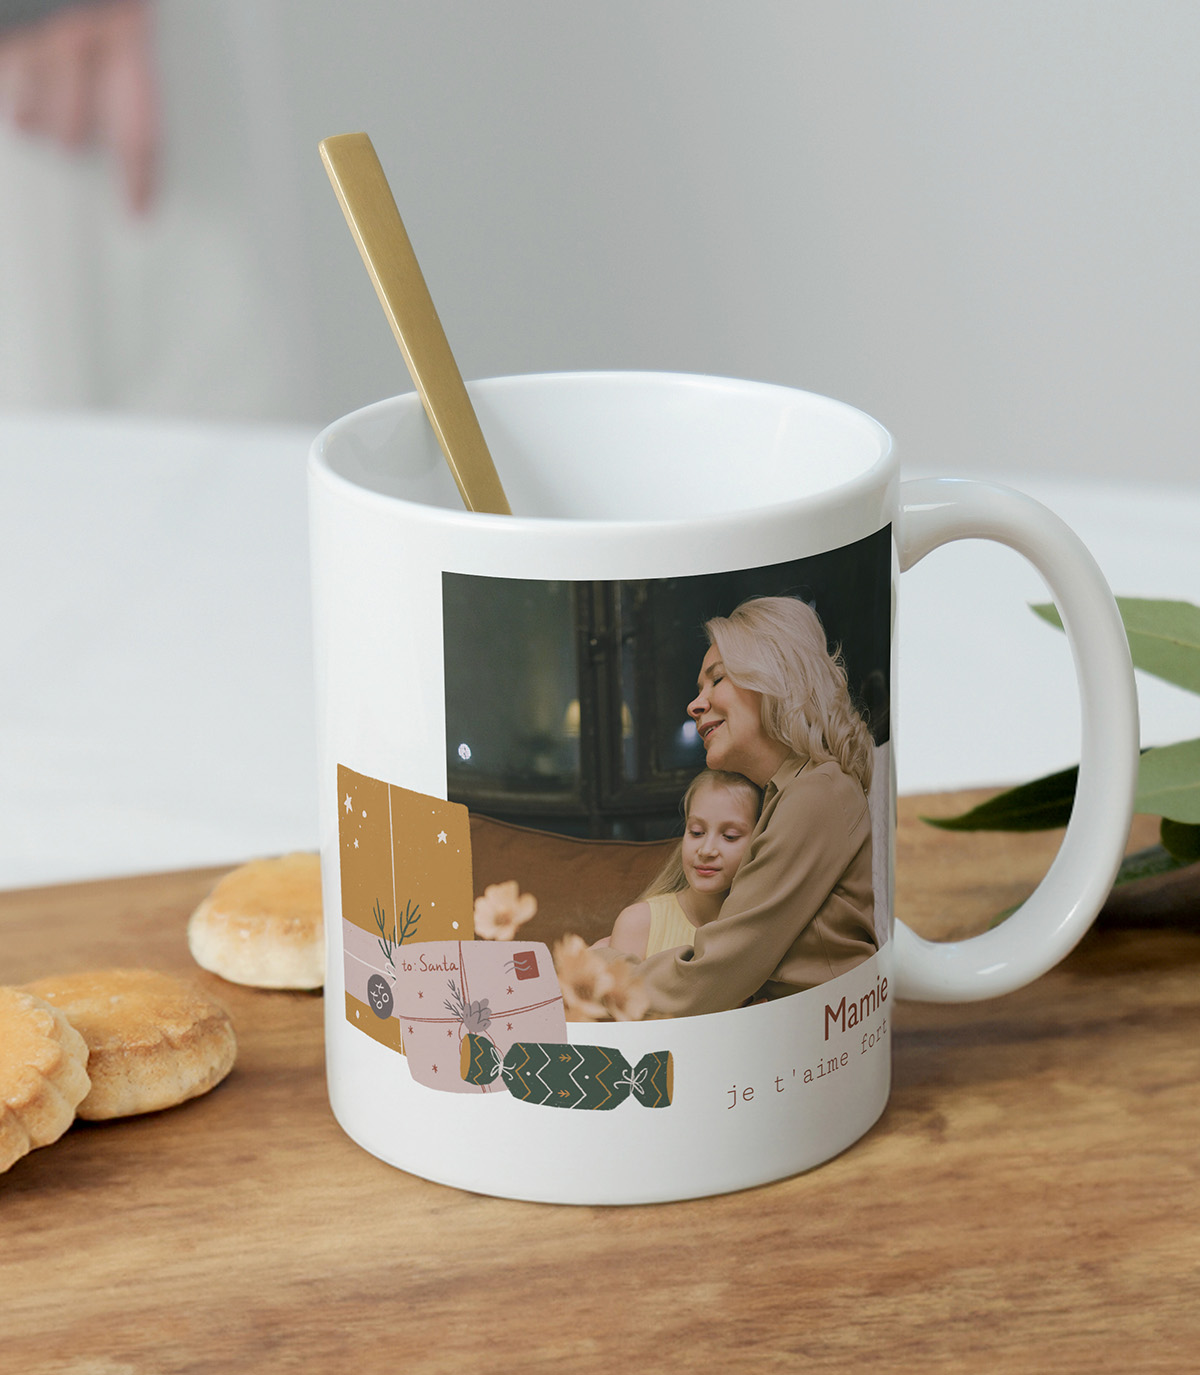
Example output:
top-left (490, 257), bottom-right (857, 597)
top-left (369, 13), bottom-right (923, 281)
top-left (985, 842), bottom-right (1193, 928)
top-left (987, 901), bottom-right (1024, 929)
top-left (1160, 817), bottom-right (1200, 863)
top-left (1112, 843), bottom-right (1192, 885)
top-left (1135, 738), bottom-right (1200, 823)
top-left (1033, 597), bottom-right (1200, 695)
top-left (921, 740), bottom-right (1200, 831)
top-left (921, 764), bottom-right (1077, 832)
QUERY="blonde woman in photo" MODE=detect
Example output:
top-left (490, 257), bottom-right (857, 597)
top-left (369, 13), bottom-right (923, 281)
top-left (606, 770), bottom-right (763, 961)
top-left (619, 595), bottom-right (878, 1018)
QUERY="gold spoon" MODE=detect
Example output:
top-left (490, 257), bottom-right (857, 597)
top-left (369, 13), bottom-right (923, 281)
top-left (319, 132), bottom-right (512, 515)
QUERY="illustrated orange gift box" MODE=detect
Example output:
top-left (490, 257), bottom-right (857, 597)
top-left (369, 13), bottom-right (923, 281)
top-left (338, 765), bottom-right (476, 1052)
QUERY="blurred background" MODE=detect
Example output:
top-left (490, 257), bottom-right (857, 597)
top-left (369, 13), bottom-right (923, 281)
top-left (3, 1), bottom-right (1198, 887)
top-left (3, 0), bottom-right (1198, 482)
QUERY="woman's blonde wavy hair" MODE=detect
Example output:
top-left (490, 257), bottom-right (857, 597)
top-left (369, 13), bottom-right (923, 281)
top-left (637, 770), bottom-right (763, 902)
top-left (706, 596), bottom-right (874, 793)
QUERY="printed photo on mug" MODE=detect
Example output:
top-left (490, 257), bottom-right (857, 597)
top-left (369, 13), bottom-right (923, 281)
top-left (440, 528), bottom-right (892, 1022)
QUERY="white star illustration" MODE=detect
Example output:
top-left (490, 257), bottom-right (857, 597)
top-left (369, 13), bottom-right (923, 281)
top-left (437, 830), bottom-right (448, 844)
top-left (344, 794), bottom-right (352, 813)
top-left (353, 838), bottom-right (359, 848)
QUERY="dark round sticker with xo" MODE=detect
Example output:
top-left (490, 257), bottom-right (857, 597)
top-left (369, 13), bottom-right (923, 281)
top-left (366, 974), bottom-right (394, 1019)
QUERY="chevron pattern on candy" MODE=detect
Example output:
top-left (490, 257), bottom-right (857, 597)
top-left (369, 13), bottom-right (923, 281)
top-left (460, 1035), bottom-right (673, 1110)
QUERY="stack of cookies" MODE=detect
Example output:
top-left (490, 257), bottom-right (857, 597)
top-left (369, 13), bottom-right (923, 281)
top-left (1, 970), bottom-right (236, 1175)
top-left (2, 851), bottom-right (324, 1176)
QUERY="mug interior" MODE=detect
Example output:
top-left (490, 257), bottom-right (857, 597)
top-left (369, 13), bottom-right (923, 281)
top-left (314, 372), bottom-right (892, 523)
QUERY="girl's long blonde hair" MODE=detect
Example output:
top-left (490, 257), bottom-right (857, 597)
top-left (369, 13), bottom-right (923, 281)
top-left (637, 770), bottom-right (763, 902)
top-left (706, 595), bottom-right (874, 793)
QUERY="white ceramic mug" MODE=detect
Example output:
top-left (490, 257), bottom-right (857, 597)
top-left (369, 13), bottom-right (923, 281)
top-left (308, 371), bottom-right (1138, 1204)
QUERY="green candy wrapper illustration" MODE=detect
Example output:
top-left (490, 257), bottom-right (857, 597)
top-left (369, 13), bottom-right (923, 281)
top-left (460, 1034), bottom-right (674, 1110)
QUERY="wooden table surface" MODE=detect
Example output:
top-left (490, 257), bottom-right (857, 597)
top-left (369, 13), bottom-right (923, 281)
top-left (3, 795), bottom-right (1198, 1374)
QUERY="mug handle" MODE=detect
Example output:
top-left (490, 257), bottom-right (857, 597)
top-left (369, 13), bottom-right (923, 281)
top-left (893, 478), bottom-right (1140, 1001)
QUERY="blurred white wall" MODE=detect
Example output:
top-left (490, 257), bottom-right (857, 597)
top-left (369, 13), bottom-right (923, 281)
top-left (6, 2), bottom-right (1200, 485)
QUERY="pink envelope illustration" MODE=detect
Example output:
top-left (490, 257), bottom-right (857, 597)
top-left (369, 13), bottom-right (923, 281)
top-left (392, 939), bottom-right (566, 1094)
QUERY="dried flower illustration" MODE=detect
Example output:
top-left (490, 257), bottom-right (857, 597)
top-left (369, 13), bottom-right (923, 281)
top-left (552, 935), bottom-right (649, 1023)
top-left (473, 880), bottom-right (538, 941)
top-left (444, 979), bottom-right (492, 1034)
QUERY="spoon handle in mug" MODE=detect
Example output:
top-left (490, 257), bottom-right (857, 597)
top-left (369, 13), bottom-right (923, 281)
top-left (319, 132), bottom-right (512, 516)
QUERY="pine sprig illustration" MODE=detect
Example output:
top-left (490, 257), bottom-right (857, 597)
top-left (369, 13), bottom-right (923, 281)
top-left (373, 899), bottom-right (397, 971)
top-left (396, 898), bottom-right (421, 944)
top-left (373, 897), bottom-right (422, 972)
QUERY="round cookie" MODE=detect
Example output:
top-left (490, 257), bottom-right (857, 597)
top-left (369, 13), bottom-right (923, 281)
top-left (1, 987), bottom-right (91, 1172)
top-left (22, 969), bottom-right (236, 1121)
top-left (188, 852), bottom-right (324, 990)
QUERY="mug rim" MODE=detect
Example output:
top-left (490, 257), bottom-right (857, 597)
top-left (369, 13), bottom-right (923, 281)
top-left (308, 369), bottom-right (897, 535)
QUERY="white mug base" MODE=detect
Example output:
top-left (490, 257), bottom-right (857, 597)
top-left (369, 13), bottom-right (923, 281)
top-left (326, 948), bottom-right (894, 1205)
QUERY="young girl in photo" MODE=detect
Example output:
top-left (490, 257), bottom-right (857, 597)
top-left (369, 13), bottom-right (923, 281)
top-left (607, 770), bottom-right (763, 960)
